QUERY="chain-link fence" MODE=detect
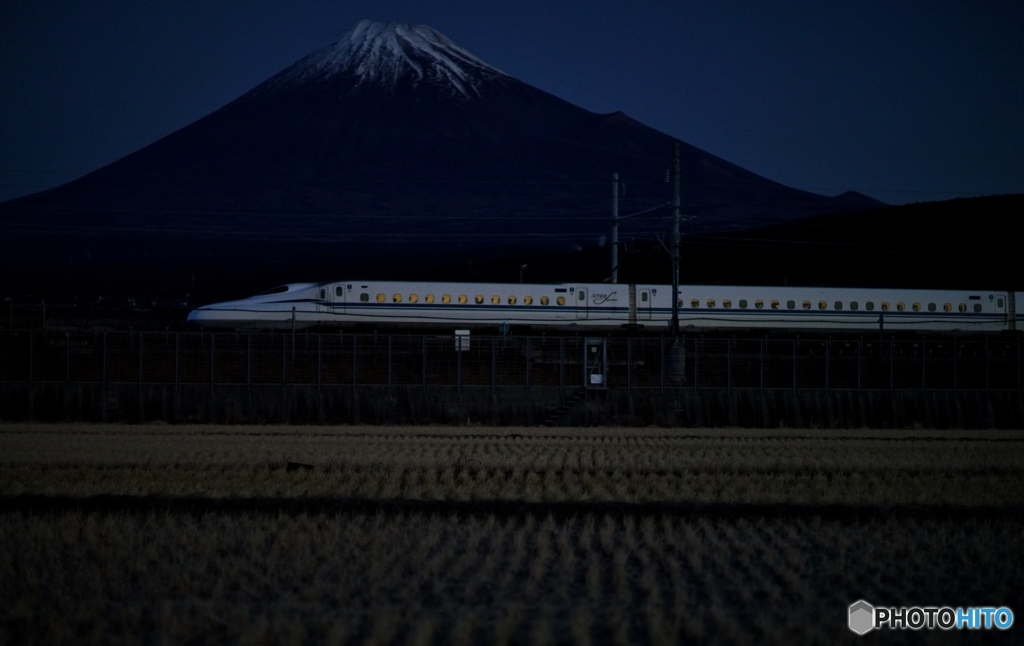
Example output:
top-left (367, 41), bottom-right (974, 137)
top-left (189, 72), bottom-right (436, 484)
top-left (2, 331), bottom-right (1021, 393)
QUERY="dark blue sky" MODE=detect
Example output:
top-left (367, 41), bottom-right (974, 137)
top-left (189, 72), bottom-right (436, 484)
top-left (2, 1), bottom-right (1022, 205)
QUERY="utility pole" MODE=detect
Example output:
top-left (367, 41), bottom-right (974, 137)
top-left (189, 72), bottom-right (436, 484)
top-left (611, 172), bottom-right (620, 283)
top-left (670, 143), bottom-right (681, 336)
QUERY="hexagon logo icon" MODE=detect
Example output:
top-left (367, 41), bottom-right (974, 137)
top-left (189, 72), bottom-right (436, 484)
top-left (849, 600), bottom-right (875, 635)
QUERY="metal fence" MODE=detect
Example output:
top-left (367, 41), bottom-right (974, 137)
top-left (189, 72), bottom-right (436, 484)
top-left (2, 330), bottom-right (1021, 393)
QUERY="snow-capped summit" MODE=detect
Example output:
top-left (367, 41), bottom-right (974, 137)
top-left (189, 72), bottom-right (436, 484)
top-left (267, 20), bottom-right (509, 98)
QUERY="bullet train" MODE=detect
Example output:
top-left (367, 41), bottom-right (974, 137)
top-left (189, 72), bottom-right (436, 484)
top-left (187, 280), bottom-right (1022, 333)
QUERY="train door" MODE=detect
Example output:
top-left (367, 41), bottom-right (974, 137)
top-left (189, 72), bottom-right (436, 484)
top-left (319, 283), bottom-right (345, 316)
top-left (575, 287), bottom-right (588, 319)
top-left (638, 288), bottom-right (652, 320)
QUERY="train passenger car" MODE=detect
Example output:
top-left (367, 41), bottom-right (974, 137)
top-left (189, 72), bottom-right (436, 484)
top-left (187, 281), bottom-right (1018, 333)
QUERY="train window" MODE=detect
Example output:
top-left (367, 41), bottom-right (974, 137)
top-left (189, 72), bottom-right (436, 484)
top-left (943, 303), bottom-right (951, 312)
top-left (475, 295), bottom-right (484, 304)
top-left (642, 293), bottom-right (649, 302)
top-left (393, 293), bottom-right (402, 303)
top-left (541, 296), bottom-right (549, 306)
top-left (850, 302), bottom-right (858, 311)
top-left (409, 294), bottom-right (418, 303)
top-left (912, 303), bottom-right (920, 312)
top-left (707, 299), bottom-right (715, 308)
top-left (755, 300), bottom-right (764, 309)
top-left (442, 294), bottom-right (451, 304)
top-left (959, 303), bottom-right (967, 313)
top-left (787, 300), bottom-right (795, 310)
top-left (491, 295), bottom-right (500, 305)
top-left (819, 301), bottom-right (827, 310)
top-left (723, 299), bottom-right (731, 308)
top-left (556, 296), bottom-right (566, 306)
top-left (928, 303), bottom-right (936, 312)
top-left (998, 298), bottom-right (1004, 308)
top-left (579, 291), bottom-right (586, 302)
top-left (320, 288), bottom-right (326, 299)
top-left (376, 293), bottom-right (386, 303)
top-left (458, 295), bottom-right (467, 304)
top-left (425, 294), bottom-right (434, 304)
top-left (739, 300), bottom-right (748, 308)
top-left (691, 299), bottom-right (699, 308)
top-left (360, 293), bottom-right (369, 302)
top-left (866, 302), bottom-right (874, 311)
top-left (771, 300), bottom-right (780, 310)
top-left (508, 296), bottom-right (516, 305)
top-left (802, 301), bottom-right (811, 310)
top-left (524, 296), bottom-right (532, 305)
top-left (881, 302), bottom-right (889, 311)
top-left (335, 286), bottom-right (343, 297)
top-left (897, 302), bottom-right (905, 311)
top-left (974, 303), bottom-right (982, 313)
top-left (835, 301), bottom-right (843, 310)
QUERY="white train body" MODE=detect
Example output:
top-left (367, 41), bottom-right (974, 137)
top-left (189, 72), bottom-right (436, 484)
top-left (187, 281), bottom-right (1021, 333)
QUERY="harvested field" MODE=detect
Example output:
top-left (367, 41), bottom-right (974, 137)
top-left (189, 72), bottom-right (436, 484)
top-left (1, 424), bottom-right (1022, 644)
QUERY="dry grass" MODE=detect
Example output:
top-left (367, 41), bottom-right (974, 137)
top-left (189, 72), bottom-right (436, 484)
top-left (1, 424), bottom-right (1022, 644)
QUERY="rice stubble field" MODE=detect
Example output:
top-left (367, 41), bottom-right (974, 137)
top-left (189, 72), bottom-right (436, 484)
top-left (1, 424), bottom-right (1022, 644)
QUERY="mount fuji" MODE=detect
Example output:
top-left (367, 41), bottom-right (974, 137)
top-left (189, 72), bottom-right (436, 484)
top-left (1, 21), bottom-right (881, 297)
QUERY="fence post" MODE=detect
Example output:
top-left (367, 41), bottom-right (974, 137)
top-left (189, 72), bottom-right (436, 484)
top-left (210, 334), bottom-right (215, 389)
top-left (760, 337), bottom-right (765, 394)
top-left (246, 334), bottom-right (251, 390)
top-left (526, 337), bottom-right (531, 391)
top-left (559, 337), bottom-right (565, 393)
top-left (792, 339), bottom-right (797, 394)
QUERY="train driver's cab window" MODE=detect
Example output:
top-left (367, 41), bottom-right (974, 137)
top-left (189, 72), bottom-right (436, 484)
top-left (360, 293), bottom-right (369, 302)
top-left (376, 293), bottom-right (386, 303)
top-left (722, 299), bottom-right (731, 308)
top-left (541, 296), bottom-right (549, 306)
top-left (335, 286), bottom-right (344, 297)
top-left (393, 293), bottom-right (402, 303)
top-left (556, 296), bottom-right (566, 306)
top-left (755, 300), bottom-right (764, 309)
top-left (409, 294), bottom-right (418, 303)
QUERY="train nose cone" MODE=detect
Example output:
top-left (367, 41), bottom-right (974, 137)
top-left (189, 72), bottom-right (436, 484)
top-left (186, 308), bottom-right (208, 323)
